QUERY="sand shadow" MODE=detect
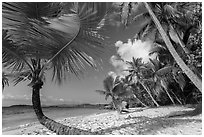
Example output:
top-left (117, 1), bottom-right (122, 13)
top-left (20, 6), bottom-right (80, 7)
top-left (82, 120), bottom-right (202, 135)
top-left (95, 115), bottom-right (201, 135)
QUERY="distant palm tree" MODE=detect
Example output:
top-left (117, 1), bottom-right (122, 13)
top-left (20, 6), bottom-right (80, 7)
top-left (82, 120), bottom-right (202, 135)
top-left (126, 58), bottom-right (160, 107)
top-left (118, 77), bottom-right (148, 107)
top-left (2, 2), bottom-right (111, 134)
top-left (96, 75), bottom-right (123, 110)
top-left (148, 59), bottom-right (184, 105)
top-left (116, 2), bottom-right (201, 92)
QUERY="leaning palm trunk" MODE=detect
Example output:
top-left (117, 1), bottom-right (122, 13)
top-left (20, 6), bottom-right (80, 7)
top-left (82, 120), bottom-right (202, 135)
top-left (160, 81), bottom-right (176, 105)
top-left (170, 90), bottom-right (183, 105)
top-left (140, 81), bottom-right (160, 107)
top-left (169, 23), bottom-right (190, 55)
top-left (132, 94), bottom-right (148, 107)
top-left (144, 2), bottom-right (202, 92)
top-left (164, 88), bottom-right (176, 105)
top-left (169, 23), bottom-right (202, 79)
top-left (32, 81), bottom-right (96, 135)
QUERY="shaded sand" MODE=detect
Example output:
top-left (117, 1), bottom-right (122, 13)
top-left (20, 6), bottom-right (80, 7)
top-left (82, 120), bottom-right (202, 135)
top-left (2, 106), bottom-right (202, 135)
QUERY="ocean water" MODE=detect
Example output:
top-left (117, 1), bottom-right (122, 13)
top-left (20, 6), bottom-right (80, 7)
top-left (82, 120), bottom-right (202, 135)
top-left (2, 106), bottom-right (110, 131)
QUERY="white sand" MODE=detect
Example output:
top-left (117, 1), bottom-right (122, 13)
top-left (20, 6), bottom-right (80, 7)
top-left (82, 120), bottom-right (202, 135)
top-left (2, 106), bottom-right (202, 135)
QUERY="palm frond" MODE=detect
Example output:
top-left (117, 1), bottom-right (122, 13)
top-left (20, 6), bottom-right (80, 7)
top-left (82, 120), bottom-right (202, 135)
top-left (149, 58), bottom-right (160, 72)
top-left (2, 30), bottom-right (33, 72)
top-left (141, 22), bottom-right (156, 40)
top-left (164, 4), bottom-right (181, 18)
top-left (173, 72), bottom-right (186, 91)
top-left (112, 82), bottom-right (124, 94)
top-left (155, 66), bottom-right (175, 78)
top-left (44, 3), bottom-right (109, 83)
top-left (149, 42), bottom-right (167, 56)
top-left (12, 70), bottom-right (32, 86)
top-left (2, 72), bottom-right (9, 90)
top-left (3, 2), bottom-right (110, 84)
top-left (3, 2), bottom-right (62, 19)
top-left (95, 90), bottom-right (109, 95)
top-left (121, 2), bottom-right (131, 26)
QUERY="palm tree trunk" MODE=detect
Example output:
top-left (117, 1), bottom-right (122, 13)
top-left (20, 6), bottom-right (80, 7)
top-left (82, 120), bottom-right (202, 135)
top-left (170, 90), bottom-right (183, 105)
top-left (144, 2), bottom-right (202, 92)
top-left (140, 82), bottom-right (160, 107)
top-left (160, 81), bottom-right (176, 105)
top-left (169, 23), bottom-right (202, 79)
top-left (132, 94), bottom-right (148, 107)
top-left (169, 23), bottom-right (190, 55)
top-left (111, 96), bottom-right (117, 110)
top-left (32, 81), bottom-right (95, 135)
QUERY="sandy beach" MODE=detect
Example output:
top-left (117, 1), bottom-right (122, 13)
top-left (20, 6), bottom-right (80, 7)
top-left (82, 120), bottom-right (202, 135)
top-left (2, 105), bottom-right (202, 135)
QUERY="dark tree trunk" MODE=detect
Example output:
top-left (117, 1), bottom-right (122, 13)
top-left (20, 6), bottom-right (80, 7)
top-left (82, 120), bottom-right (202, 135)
top-left (32, 81), bottom-right (97, 135)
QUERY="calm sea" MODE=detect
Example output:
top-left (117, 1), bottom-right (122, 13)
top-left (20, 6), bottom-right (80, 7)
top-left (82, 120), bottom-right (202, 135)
top-left (2, 106), bottom-right (110, 132)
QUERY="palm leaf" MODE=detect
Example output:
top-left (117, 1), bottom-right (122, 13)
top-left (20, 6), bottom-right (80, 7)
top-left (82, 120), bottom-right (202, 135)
top-left (12, 70), bottom-right (32, 86)
top-left (2, 72), bottom-right (9, 90)
top-left (149, 58), bottom-right (160, 72)
top-left (155, 66), bottom-right (175, 78)
top-left (2, 30), bottom-right (33, 72)
top-left (149, 42), bottom-right (167, 56)
top-left (95, 90), bottom-right (109, 95)
top-left (173, 72), bottom-right (186, 91)
top-left (3, 2), bottom-right (110, 84)
top-left (112, 82), bottom-right (124, 94)
top-left (44, 3), bottom-right (109, 83)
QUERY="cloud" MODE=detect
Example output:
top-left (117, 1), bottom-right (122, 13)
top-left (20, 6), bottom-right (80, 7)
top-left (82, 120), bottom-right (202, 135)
top-left (3, 94), bottom-right (30, 100)
top-left (110, 55), bottom-right (129, 77)
top-left (59, 98), bottom-right (64, 102)
top-left (110, 39), bottom-right (156, 77)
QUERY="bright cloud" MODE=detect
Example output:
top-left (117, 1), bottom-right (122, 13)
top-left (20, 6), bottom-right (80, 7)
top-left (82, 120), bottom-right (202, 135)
top-left (110, 39), bottom-right (156, 77)
top-left (59, 98), bottom-right (64, 102)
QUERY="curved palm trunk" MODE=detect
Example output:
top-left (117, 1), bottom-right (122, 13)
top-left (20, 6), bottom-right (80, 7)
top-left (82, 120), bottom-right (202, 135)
top-left (32, 82), bottom-right (96, 135)
top-left (140, 82), bottom-right (160, 107)
top-left (144, 2), bottom-right (202, 92)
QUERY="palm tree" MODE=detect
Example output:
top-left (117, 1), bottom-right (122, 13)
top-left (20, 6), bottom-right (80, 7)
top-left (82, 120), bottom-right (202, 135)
top-left (95, 75), bottom-right (120, 110)
top-left (144, 2), bottom-right (201, 92)
top-left (148, 59), bottom-right (184, 105)
top-left (126, 58), bottom-right (160, 107)
top-left (119, 77), bottom-right (148, 107)
top-left (113, 2), bottom-right (201, 92)
top-left (132, 3), bottom-right (198, 55)
top-left (2, 2), bottom-right (112, 135)
top-left (144, 2), bottom-right (202, 116)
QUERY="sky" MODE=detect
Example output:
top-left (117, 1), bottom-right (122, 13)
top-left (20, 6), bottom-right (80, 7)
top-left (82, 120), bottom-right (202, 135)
top-left (2, 7), bottom-right (155, 107)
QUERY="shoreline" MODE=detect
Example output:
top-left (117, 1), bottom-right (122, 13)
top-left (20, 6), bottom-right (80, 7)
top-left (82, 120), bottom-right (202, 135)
top-left (2, 106), bottom-right (202, 135)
